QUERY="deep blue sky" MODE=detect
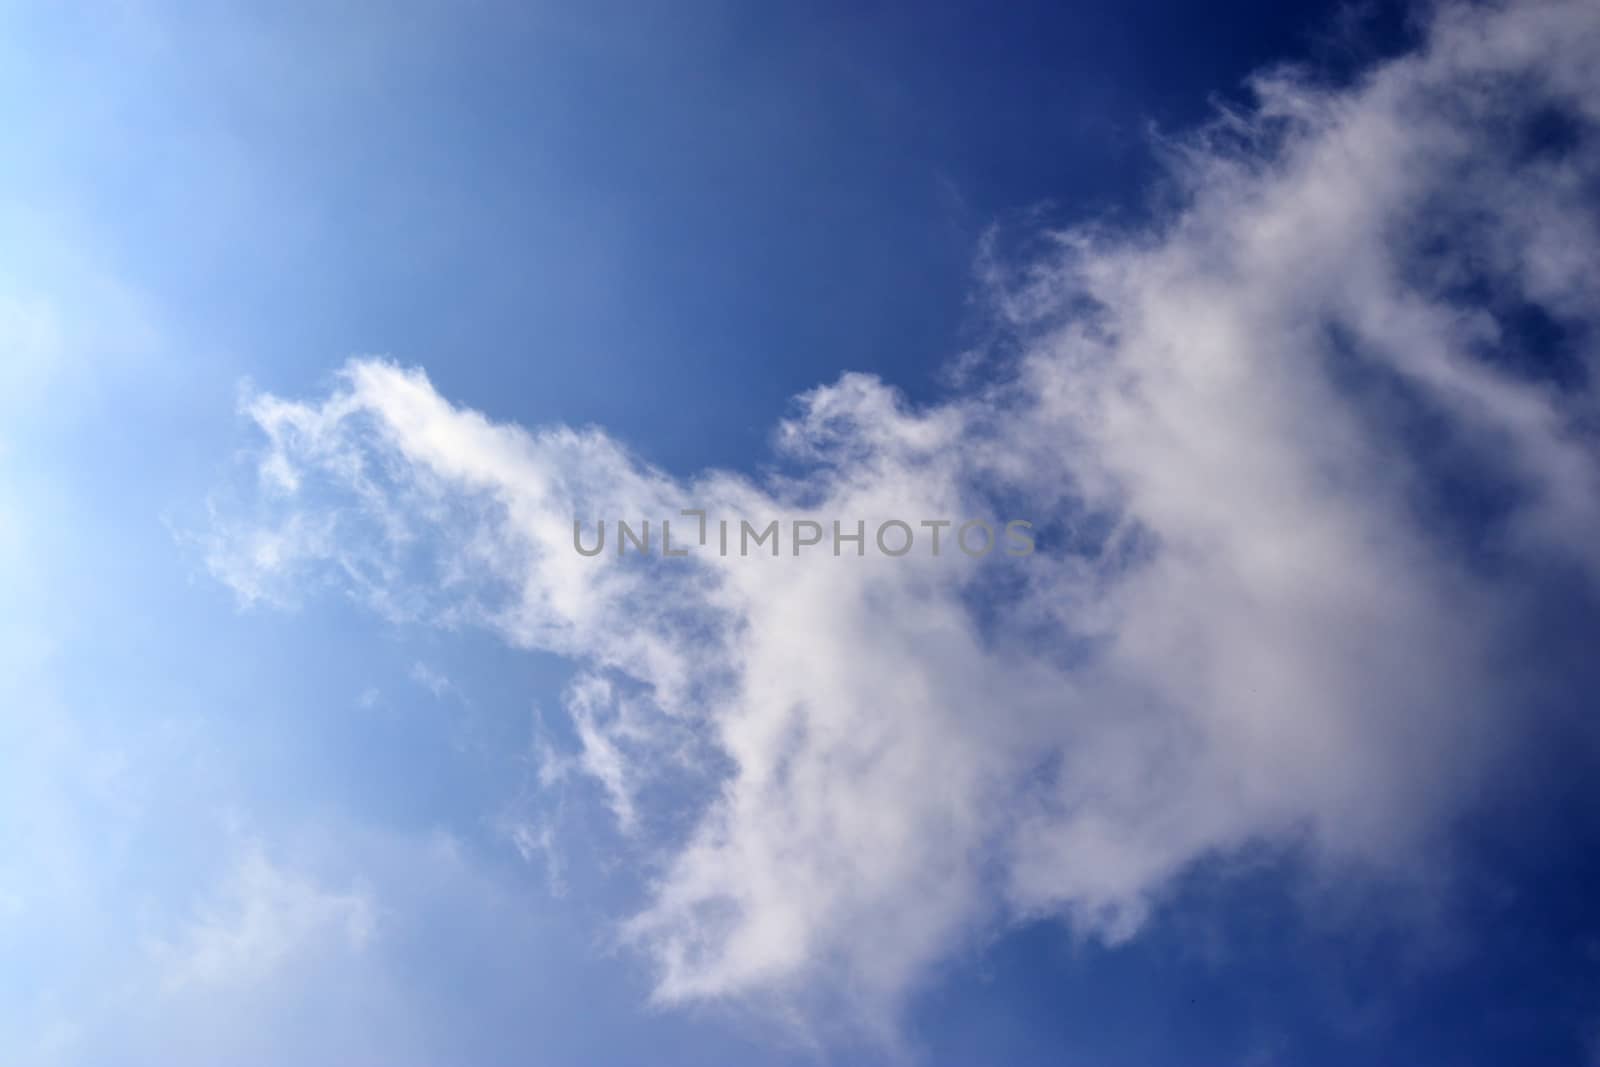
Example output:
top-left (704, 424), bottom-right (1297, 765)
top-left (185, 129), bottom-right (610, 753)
top-left (8, 0), bottom-right (1416, 472)
top-left (7, 1), bottom-right (1600, 1064)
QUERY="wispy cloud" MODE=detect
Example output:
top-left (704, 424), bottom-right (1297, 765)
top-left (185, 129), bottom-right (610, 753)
top-left (150, 846), bottom-right (377, 993)
top-left (409, 661), bottom-right (457, 700)
top-left (203, 0), bottom-right (1600, 1031)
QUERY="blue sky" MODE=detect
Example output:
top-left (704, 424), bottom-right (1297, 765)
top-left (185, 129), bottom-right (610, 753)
top-left (5, 1), bottom-right (1600, 1064)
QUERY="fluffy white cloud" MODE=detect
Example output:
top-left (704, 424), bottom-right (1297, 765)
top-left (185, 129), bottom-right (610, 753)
top-left (204, 0), bottom-right (1600, 1028)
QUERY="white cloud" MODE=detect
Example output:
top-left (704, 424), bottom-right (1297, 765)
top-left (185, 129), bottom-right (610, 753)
top-left (151, 846), bottom-right (378, 993)
top-left (14, 822), bottom-right (528, 1067)
top-left (203, 0), bottom-right (1600, 1031)
top-left (409, 661), bottom-right (456, 700)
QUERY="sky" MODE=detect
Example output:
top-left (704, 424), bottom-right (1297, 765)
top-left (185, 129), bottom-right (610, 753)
top-left (4, 0), bottom-right (1600, 1064)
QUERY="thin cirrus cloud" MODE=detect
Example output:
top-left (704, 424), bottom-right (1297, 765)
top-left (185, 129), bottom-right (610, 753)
top-left (150, 846), bottom-right (378, 994)
top-left (203, 0), bottom-right (1600, 1027)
